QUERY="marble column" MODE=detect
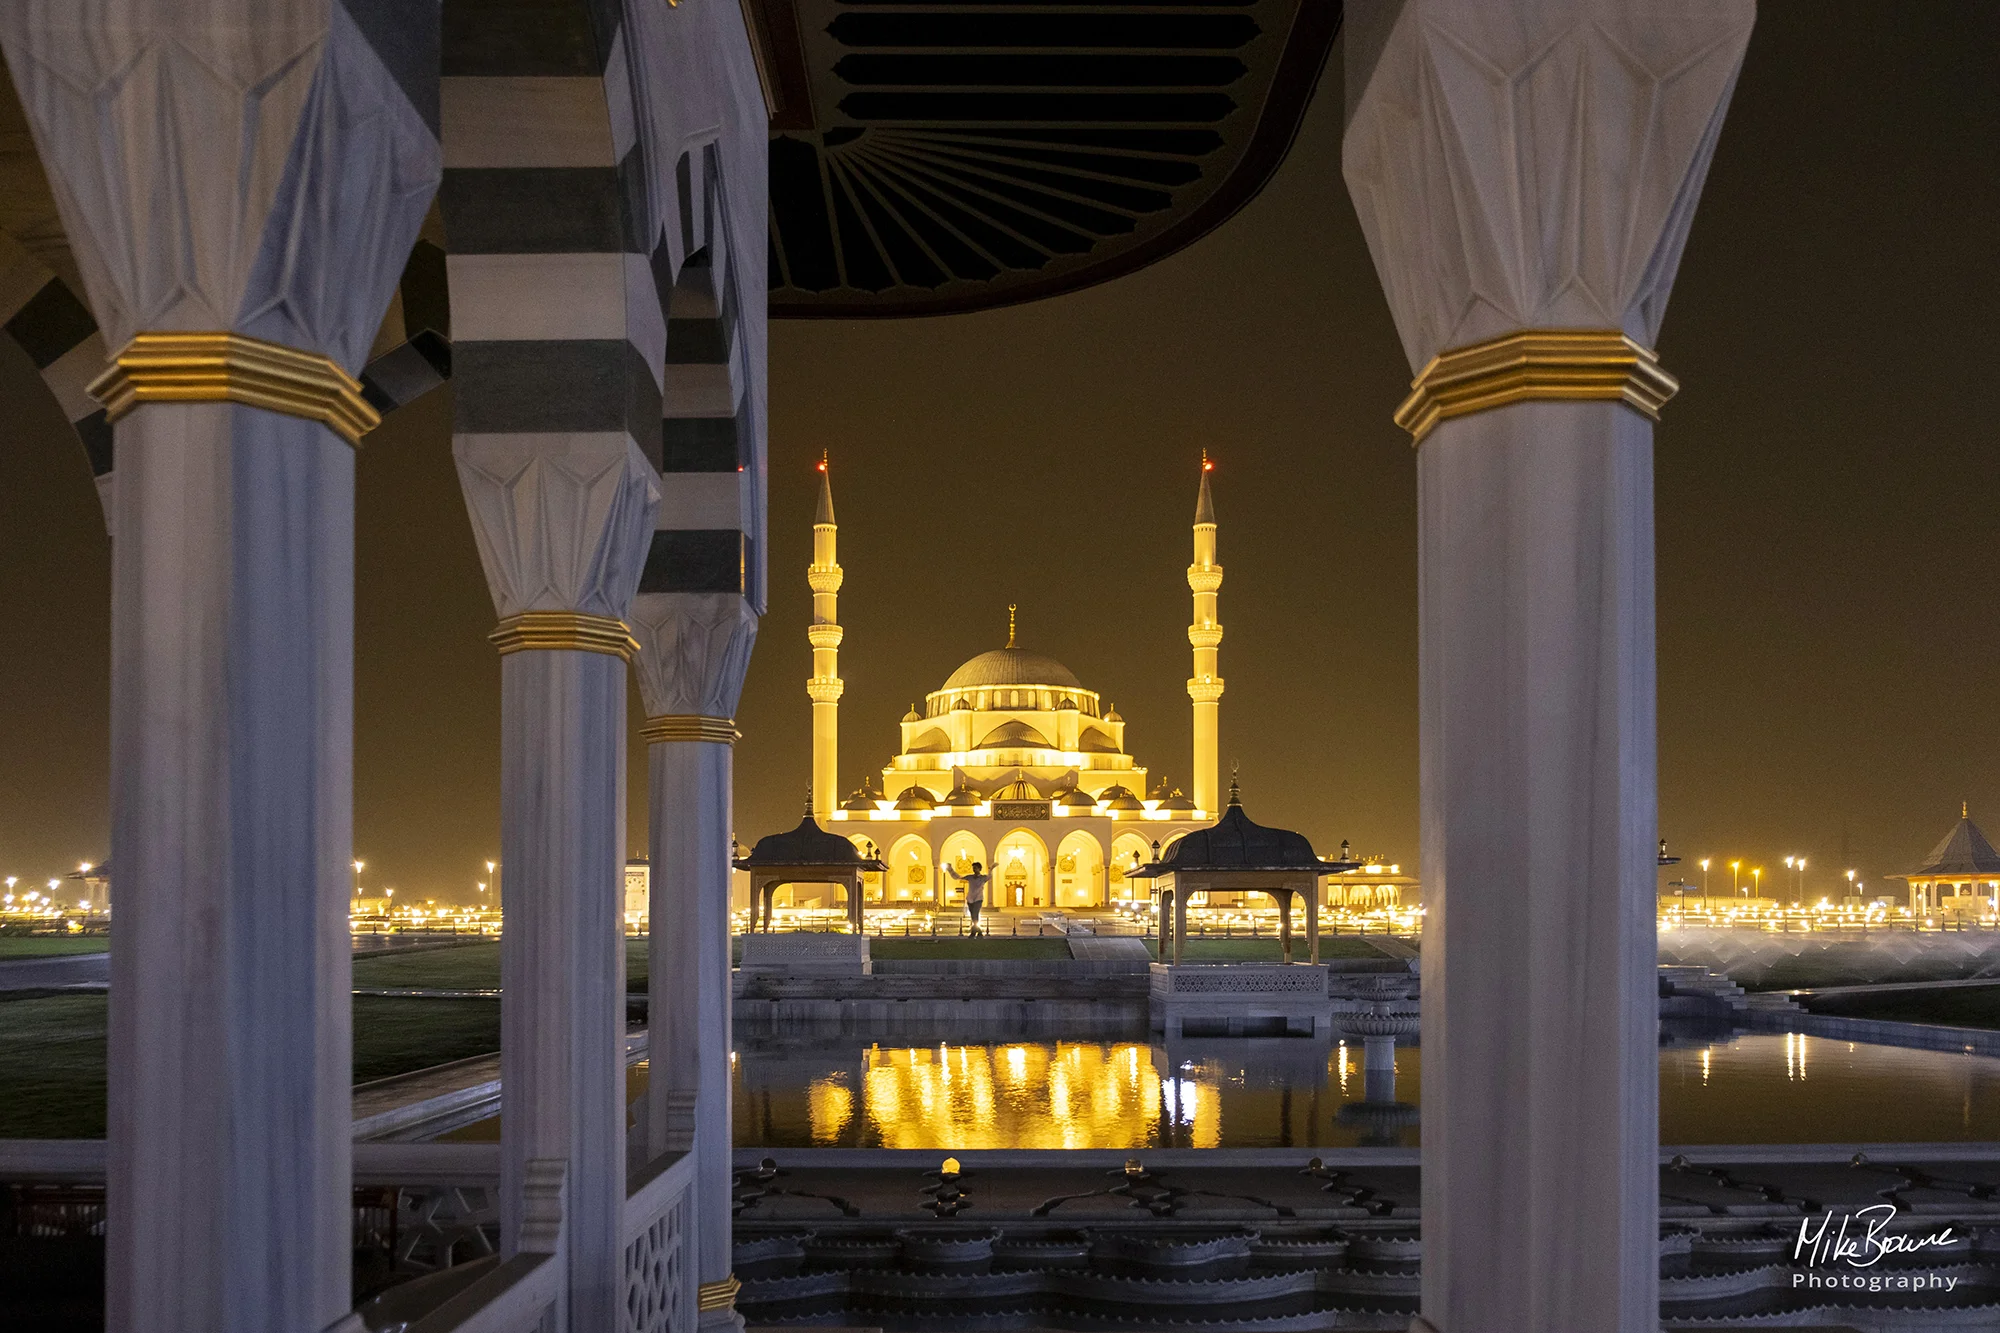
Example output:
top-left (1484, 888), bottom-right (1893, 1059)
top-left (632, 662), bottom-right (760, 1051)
top-left (630, 591), bottom-right (757, 1332)
top-left (457, 441), bottom-right (657, 1332)
top-left (0, 7), bottom-right (438, 1331)
top-left (1342, 4), bottom-right (1754, 1330)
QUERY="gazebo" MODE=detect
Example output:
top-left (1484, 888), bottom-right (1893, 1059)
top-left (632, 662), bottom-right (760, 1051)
top-left (1128, 778), bottom-right (1357, 964)
top-left (734, 805), bottom-right (887, 934)
top-left (1894, 804), bottom-right (2000, 915)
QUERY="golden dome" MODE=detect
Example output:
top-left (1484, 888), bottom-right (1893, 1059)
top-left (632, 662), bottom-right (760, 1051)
top-left (941, 646), bottom-right (1082, 692)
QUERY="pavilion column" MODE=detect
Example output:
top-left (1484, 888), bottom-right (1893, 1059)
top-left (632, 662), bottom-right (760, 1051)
top-left (456, 444), bottom-right (658, 1332)
top-left (0, 8), bottom-right (437, 1331)
top-left (629, 592), bottom-right (758, 1332)
top-left (1343, 4), bottom-right (1753, 1330)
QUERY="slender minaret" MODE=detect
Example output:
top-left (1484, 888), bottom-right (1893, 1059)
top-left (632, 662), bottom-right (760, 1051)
top-left (807, 455), bottom-right (843, 818)
top-left (1188, 454), bottom-right (1224, 815)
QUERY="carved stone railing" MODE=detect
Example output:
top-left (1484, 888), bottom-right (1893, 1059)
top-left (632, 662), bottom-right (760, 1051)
top-left (1149, 962), bottom-right (1330, 996)
top-left (1, 1140), bottom-right (698, 1333)
top-left (405, 1159), bottom-right (565, 1333)
top-left (622, 1151), bottom-right (696, 1333)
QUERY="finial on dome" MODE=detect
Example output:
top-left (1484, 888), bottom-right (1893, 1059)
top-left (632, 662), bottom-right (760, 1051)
top-left (1228, 763), bottom-right (1241, 807)
top-left (1966, 800), bottom-right (1972, 820)
top-left (804, 787), bottom-right (814, 817)
top-left (1006, 603), bottom-right (1017, 649)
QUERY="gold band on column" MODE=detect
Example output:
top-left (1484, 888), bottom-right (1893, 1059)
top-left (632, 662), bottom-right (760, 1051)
top-left (697, 1275), bottom-right (741, 1311)
top-left (639, 714), bottom-right (741, 745)
top-left (489, 611), bottom-right (640, 661)
top-left (1394, 329), bottom-right (1679, 445)
top-left (86, 332), bottom-right (379, 446)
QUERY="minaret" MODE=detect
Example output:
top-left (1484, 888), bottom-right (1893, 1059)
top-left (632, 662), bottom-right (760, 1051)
top-left (806, 455), bottom-right (843, 818)
top-left (1188, 453), bottom-right (1223, 816)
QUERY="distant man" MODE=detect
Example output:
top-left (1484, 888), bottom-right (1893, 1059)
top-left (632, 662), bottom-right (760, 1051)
top-left (942, 860), bottom-right (989, 936)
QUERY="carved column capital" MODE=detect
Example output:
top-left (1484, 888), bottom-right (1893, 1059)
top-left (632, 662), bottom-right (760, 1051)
top-left (629, 592), bottom-right (759, 720)
top-left (0, 1), bottom-right (440, 370)
top-left (455, 436), bottom-right (661, 623)
top-left (1342, 0), bottom-right (1755, 371)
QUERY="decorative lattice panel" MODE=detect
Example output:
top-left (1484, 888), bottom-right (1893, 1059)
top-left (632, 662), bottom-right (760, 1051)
top-left (623, 1190), bottom-right (691, 1333)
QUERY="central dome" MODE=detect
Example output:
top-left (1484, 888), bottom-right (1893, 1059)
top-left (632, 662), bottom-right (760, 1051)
top-left (941, 647), bottom-right (1083, 692)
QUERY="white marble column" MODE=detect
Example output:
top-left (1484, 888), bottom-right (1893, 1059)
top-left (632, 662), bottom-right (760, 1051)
top-left (0, 7), bottom-right (437, 1331)
top-left (1342, 4), bottom-right (1754, 1330)
top-left (630, 591), bottom-right (757, 1331)
top-left (458, 441), bottom-right (659, 1333)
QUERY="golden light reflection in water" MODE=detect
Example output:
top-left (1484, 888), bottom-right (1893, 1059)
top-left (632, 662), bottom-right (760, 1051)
top-left (441, 1034), bottom-right (2000, 1151)
top-left (846, 1041), bottom-right (1168, 1149)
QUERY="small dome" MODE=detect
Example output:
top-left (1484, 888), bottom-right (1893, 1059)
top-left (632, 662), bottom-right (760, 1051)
top-left (1158, 787), bottom-right (1197, 813)
top-left (840, 780), bottom-right (878, 812)
top-left (1055, 788), bottom-right (1097, 810)
top-left (1056, 696), bottom-right (1078, 711)
top-left (942, 784), bottom-right (981, 808)
top-left (942, 647), bottom-right (1082, 692)
top-left (1105, 703), bottom-right (1123, 723)
top-left (1099, 784), bottom-right (1144, 811)
top-left (894, 785), bottom-right (935, 811)
top-left (975, 719), bottom-right (1054, 749)
top-left (902, 703), bottom-right (921, 722)
top-left (951, 697), bottom-right (972, 711)
top-left (993, 777), bottom-right (1040, 801)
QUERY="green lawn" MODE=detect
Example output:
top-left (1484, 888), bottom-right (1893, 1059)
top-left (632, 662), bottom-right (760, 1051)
top-left (1802, 986), bottom-right (2000, 1031)
top-left (351, 996), bottom-right (500, 1082)
top-left (865, 936), bottom-right (1074, 960)
top-left (0, 995), bottom-right (107, 1138)
top-left (351, 939), bottom-right (649, 992)
top-left (0, 936), bottom-right (109, 959)
top-left (0, 994), bottom-right (509, 1137)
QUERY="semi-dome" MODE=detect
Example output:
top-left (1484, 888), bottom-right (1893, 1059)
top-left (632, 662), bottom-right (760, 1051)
top-left (941, 647), bottom-right (1083, 692)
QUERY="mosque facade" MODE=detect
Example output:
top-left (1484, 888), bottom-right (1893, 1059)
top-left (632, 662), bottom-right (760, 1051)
top-left (805, 460), bottom-right (1224, 914)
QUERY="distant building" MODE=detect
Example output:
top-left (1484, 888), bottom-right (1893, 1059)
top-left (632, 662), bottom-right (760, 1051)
top-left (1893, 804), bottom-right (2000, 915)
top-left (65, 861), bottom-right (110, 914)
top-left (624, 859), bottom-right (649, 926)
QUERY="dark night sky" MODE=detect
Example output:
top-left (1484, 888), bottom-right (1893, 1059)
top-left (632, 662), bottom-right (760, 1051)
top-left (0, 2), bottom-right (1992, 905)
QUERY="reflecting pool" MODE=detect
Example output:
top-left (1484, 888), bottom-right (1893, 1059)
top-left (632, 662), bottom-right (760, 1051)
top-left (724, 1032), bottom-right (2000, 1149)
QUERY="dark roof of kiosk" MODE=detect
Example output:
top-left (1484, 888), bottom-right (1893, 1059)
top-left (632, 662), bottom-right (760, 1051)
top-left (1130, 781), bottom-right (1355, 877)
top-left (1898, 808), bottom-right (2000, 879)
top-left (735, 814), bottom-right (884, 869)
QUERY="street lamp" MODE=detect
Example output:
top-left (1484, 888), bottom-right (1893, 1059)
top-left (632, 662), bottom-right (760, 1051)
top-left (1730, 860), bottom-right (1741, 896)
top-left (1699, 858), bottom-right (1711, 911)
top-left (1796, 856), bottom-right (1806, 904)
top-left (353, 859), bottom-right (364, 897)
top-left (1750, 867), bottom-right (1762, 901)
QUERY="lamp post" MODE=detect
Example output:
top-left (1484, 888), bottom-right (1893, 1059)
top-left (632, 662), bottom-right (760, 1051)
top-left (1751, 867), bottom-right (1762, 902)
top-left (1699, 858), bottom-right (1711, 914)
top-left (486, 860), bottom-right (498, 910)
top-left (1730, 860), bottom-right (1741, 898)
top-left (1795, 856), bottom-right (1806, 904)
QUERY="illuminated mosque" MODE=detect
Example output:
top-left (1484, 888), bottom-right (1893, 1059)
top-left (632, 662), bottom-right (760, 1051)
top-left (803, 459), bottom-right (1226, 913)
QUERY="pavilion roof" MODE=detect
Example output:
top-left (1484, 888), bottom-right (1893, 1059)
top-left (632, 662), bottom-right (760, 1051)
top-left (1129, 782), bottom-right (1355, 877)
top-left (735, 814), bottom-right (884, 870)
top-left (1899, 809), bottom-right (2000, 879)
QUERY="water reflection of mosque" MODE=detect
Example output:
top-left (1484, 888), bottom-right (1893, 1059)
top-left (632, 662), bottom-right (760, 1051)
top-left (731, 1027), bottom-right (1426, 1151)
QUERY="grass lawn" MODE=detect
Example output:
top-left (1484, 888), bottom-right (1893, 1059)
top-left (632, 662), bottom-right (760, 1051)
top-left (0, 994), bottom-right (509, 1137)
top-left (865, 937), bottom-right (1074, 960)
top-left (351, 996), bottom-right (501, 1082)
top-left (1802, 986), bottom-right (2000, 1031)
top-left (0, 937), bottom-right (110, 959)
top-left (351, 939), bottom-right (649, 991)
top-left (0, 995), bottom-right (107, 1138)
